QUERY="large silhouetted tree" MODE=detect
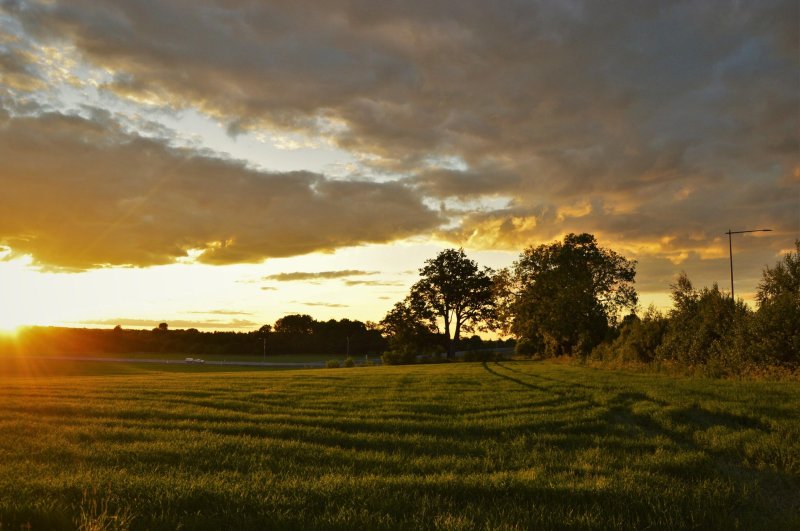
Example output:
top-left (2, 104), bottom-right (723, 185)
top-left (509, 233), bottom-right (637, 357)
top-left (408, 248), bottom-right (495, 358)
top-left (751, 240), bottom-right (800, 364)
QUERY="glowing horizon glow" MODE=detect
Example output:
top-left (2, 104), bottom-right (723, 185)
top-left (0, 242), bottom-right (765, 334)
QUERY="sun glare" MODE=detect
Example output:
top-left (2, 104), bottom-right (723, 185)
top-left (0, 312), bottom-right (23, 336)
top-left (0, 328), bottom-right (21, 339)
top-left (1, 255), bottom-right (41, 334)
top-left (0, 321), bottom-right (22, 338)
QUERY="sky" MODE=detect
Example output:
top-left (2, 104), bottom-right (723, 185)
top-left (0, 0), bottom-right (797, 333)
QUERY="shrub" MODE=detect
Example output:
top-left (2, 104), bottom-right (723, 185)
top-left (325, 359), bottom-right (340, 369)
top-left (656, 282), bottom-right (751, 368)
top-left (381, 347), bottom-right (417, 365)
top-left (514, 336), bottom-right (544, 358)
top-left (745, 293), bottom-right (799, 367)
top-left (343, 357), bottom-right (355, 368)
top-left (586, 244), bottom-right (800, 377)
top-left (418, 353), bottom-right (449, 364)
top-left (592, 307), bottom-right (668, 364)
top-left (463, 350), bottom-right (505, 362)
top-left (750, 242), bottom-right (800, 367)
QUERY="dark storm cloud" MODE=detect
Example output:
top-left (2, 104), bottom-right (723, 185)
top-left (2, 0), bottom-right (797, 279)
top-left (0, 111), bottom-right (440, 269)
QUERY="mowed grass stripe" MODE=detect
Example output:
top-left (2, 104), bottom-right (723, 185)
top-left (0, 361), bottom-right (797, 530)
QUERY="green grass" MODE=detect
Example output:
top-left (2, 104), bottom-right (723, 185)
top-left (0, 357), bottom-right (290, 377)
top-left (0, 361), bottom-right (797, 530)
top-left (19, 351), bottom-right (351, 363)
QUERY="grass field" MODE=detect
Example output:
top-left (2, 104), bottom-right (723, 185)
top-left (14, 351), bottom-right (354, 363)
top-left (0, 360), bottom-right (798, 530)
top-left (0, 357), bottom-right (286, 377)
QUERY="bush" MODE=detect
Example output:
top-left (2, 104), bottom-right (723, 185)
top-left (381, 347), bottom-right (417, 365)
top-left (585, 244), bottom-right (800, 378)
top-left (750, 242), bottom-right (800, 367)
top-left (463, 350), bottom-right (506, 362)
top-left (417, 353), bottom-right (449, 364)
top-left (592, 307), bottom-right (668, 364)
top-left (325, 359), bottom-right (340, 369)
top-left (514, 336), bottom-right (544, 358)
top-left (656, 283), bottom-right (751, 369)
top-left (343, 357), bottom-right (355, 368)
top-left (743, 293), bottom-right (799, 367)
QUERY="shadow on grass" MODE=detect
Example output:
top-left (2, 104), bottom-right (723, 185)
top-left (601, 390), bottom-right (797, 514)
top-left (496, 361), bottom-right (600, 392)
top-left (605, 392), bottom-right (769, 438)
top-left (484, 362), bottom-right (797, 514)
top-left (480, 362), bottom-right (563, 395)
top-left (668, 404), bottom-right (770, 431)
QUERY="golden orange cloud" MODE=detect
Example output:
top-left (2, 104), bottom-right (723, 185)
top-left (0, 111), bottom-right (441, 270)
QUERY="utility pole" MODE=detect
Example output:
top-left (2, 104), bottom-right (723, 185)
top-left (725, 228), bottom-right (772, 299)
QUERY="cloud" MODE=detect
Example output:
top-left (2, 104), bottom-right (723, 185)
top-left (0, 111), bottom-right (440, 269)
top-left (75, 318), bottom-right (258, 329)
top-left (0, 44), bottom-right (45, 93)
top-left (343, 280), bottom-right (404, 287)
top-left (295, 302), bottom-right (349, 308)
top-left (410, 165), bottom-right (522, 199)
top-left (184, 309), bottom-right (252, 316)
top-left (2, 0), bottom-right (797, 285)
top-left (264, 270), bottom-right (378, 282)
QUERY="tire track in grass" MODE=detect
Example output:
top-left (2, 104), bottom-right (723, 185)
top-left (490, 360), bottom-right (800, 522)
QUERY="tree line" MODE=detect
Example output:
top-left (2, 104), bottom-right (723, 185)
top-left (1, 317), bottom-right (386, 358)
top-left (591, 242), bottom-right (799, 375)
top-left (3, 234), bottom-right (796, 375)
top-left (379, 234), bottom-right (799, 375)
top-left (0, 313), bottom-right (505, 358)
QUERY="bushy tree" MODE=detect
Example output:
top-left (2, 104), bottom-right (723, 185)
top-left (408, 248), bottom-right (496, 358)
top-left (592, 306), bottom-right (668, 364)
top-left (750, 241), bottom-right (800, 366)
top-left (379, 299), bottom-right (439, 364)
top-left (588, 242), bottom-right (799, 375)
top-left (756, 240), bottom-right (800, 304)
top-left (509, 233), bottom-right (637, 357)
top-left (273, 314), bottom-right (315, 335)
top-left (655, 274), bottom-right (751, 370)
